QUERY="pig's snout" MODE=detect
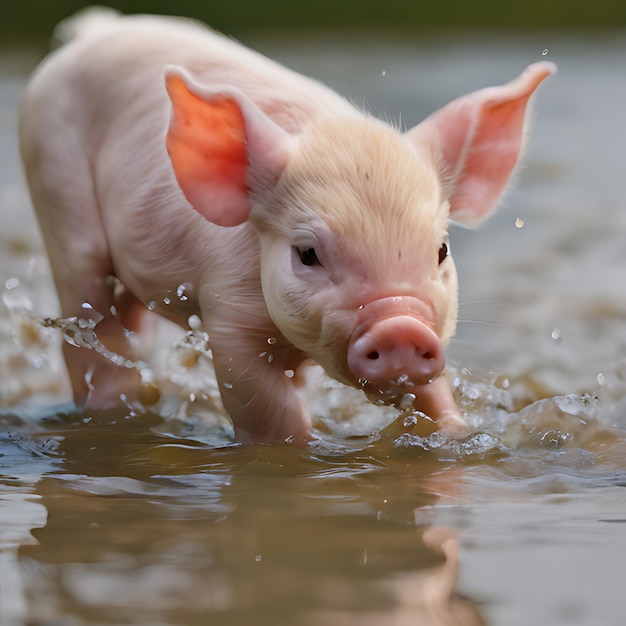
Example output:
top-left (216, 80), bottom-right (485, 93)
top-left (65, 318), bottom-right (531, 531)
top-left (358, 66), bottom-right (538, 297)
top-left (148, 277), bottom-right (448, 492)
top-left (348, 314), bottom-right (445, 388)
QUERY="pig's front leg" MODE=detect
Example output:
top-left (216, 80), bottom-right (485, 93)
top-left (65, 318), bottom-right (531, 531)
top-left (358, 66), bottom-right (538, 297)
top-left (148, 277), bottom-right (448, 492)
top-left (205, 299), bottom-right (310, 444)
top-left (409, 376), bottom-right (466, 435)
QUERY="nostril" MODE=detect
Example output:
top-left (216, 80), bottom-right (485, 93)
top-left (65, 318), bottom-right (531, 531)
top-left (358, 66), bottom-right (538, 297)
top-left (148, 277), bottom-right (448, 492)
top-left (367, 351), bottom-right (380, 360)
top-left (422, 351), bottom-right (434, 360)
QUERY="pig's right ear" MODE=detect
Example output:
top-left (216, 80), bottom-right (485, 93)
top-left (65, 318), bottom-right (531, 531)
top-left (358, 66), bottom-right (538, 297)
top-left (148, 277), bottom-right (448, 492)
top-left (406, 62), bottom-right (556, 227)
top-left (165, 66), bottom-right (295, 227)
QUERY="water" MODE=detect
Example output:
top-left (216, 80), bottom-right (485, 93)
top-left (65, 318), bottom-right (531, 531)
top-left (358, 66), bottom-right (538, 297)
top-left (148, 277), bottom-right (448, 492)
top-left (2, 29), bottom-right (626, 625)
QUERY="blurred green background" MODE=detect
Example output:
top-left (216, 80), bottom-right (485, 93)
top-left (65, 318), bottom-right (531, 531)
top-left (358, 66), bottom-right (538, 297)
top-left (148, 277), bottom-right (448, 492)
top-left (1, 0), bottom-right (625, 47)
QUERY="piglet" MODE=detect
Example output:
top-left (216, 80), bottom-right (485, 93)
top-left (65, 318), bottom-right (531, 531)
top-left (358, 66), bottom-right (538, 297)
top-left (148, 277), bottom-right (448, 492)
top-left (19, 8), bottom-right (555, 442)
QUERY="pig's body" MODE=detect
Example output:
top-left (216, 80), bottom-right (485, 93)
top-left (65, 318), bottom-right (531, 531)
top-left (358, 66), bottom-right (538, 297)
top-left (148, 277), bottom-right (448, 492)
top-left (20, 8), bottom-right (555, 442)
top-left (21, 12), bottom-right (351, 326)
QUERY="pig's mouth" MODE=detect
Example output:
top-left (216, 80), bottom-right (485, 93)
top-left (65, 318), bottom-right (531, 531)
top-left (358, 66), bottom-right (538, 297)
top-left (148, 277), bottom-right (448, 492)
top-left (357, 372), bottom-right (443, 408)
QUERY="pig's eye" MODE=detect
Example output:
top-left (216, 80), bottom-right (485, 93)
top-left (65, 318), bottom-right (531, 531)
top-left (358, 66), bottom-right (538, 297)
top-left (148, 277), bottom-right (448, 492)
top-left (297, 247), bottom-right (321, 267)
top-left (438, 240), bottom-right (449, 265)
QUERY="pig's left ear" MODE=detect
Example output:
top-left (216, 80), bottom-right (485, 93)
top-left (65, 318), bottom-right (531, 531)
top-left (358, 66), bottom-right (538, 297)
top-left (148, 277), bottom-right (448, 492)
top-left (406, 61), bottom-right (556, 227)
top-left (165, 66), bottom-right (295, 227)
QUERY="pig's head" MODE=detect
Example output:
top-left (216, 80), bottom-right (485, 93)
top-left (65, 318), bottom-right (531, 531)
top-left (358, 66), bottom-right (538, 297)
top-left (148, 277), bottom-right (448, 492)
top-left (165, 62), bottom-right (555, 408)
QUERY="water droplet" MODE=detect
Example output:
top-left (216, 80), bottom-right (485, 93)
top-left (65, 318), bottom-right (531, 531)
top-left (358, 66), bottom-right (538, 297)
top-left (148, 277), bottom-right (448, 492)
top-left (267, 354), bottom-right (274, 363)
top-left (223, 382), bottom-right (233, 389)
top-left (267, 337), bottom-right (277, 345)
top-left (376, 510), bottom-right (383, 521)
top-left (381, 70), bottom-right (387, 76)
top-left (551, 328), bottom-right (562, 343)
top-left (4, 277), bottom-right (19, 290)
top-left (597, 372), bottom-right (606, 386)
top-left (188, 314), bottom-right (202, 330)
top-left (163, 296), bottom-right (171, 305)
top-left (284, 369), bottom-right (295, 378)
top-left (542, 48), bottom-right (549, 56)
top-left (147, 301), bottom-right (156, 311)
top-left (403, 413), bottom-right (418, 428)
top-left (140, 368), bottom-right (154, 384)
top-left (255, 555), bottom-right (262, 562)
top-left (515, 217), bottom-right (525, 228)
top-left (400, 393), bottom-right (416, 409)
top-left (358, 304), bottom-right (364, 310)
top-left (259, 351), bottom-right (267, 358)
top-left (177, 282), bottom-right (193, 301)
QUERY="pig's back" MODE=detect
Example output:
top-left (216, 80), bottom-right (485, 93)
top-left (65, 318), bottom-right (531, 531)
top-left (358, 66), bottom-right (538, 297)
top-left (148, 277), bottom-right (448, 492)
top-left (19, 10), bottom-right (357, 314)
top-left (36, 9), bottom-right (354, 132)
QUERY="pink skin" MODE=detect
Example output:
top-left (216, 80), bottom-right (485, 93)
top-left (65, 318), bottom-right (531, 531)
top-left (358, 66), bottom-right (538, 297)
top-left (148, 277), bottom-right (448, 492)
top-left (19, 10), bottom-right (555, 443)
top-left (346, 297), bottom-right (462, 431)
top-left (350, 315), bottom-right (444, 386)
top-left (348, 296), bottom-right (444, 390)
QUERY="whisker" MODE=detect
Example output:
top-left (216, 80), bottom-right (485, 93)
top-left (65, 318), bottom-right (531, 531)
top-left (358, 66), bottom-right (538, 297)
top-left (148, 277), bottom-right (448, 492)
top-left (456, 319), bottom-right (500, 327)
top-left (458, 298), bottom-right (505, 307)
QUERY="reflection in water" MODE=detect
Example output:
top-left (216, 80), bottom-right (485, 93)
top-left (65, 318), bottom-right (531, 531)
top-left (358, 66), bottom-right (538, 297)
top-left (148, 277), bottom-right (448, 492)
top-left (0, 492), bottom-right (47, 625)
top-left (0, 414), bottom-right (50, 626)
top-left (0, 409), bottom-right (484, 625)
top-left (309, 527), bottom-right (484, 625)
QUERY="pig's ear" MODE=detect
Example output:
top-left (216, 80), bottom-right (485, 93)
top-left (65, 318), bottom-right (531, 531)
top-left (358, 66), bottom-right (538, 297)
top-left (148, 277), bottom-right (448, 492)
top-left (165, 66), bottom-right (295, 227)
top-left (407, 62), bottom-right (556, 227)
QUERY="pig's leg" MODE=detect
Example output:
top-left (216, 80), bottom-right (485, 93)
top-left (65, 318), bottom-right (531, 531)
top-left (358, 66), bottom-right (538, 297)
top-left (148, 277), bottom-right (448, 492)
top-left (204, 291), bottom-right (310, 444)
top-left (212, 339), bottom-right (310, 443)
top-left (57, 277), bottom-right (149, 408)
top-left (410, 376), bottom-right (466, 434)
top-left (24, 159), bottom-right (148, 408)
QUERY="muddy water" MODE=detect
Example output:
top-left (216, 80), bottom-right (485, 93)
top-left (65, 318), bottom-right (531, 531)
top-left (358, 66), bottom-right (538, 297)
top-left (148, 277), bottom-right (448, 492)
top-left (2, 31), bottom-right (626, 626)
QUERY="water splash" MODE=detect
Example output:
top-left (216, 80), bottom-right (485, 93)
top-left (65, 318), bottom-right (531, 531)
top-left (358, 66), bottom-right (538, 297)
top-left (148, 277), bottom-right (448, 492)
top-left (0, 272), bottom-right (66, 403)
top-left (158, 327), bottom-right (218, 398)
top-left (2, 268), bottom-right (625, 458)
top-left (41, 315), bottom-right (145, 370)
